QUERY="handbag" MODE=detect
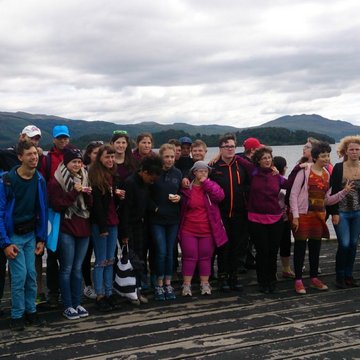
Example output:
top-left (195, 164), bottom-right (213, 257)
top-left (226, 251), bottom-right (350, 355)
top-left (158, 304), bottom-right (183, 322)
top-left (113, 245), bottom-right (139, 301)
top-left (47, 208), bottom-right (60, 251)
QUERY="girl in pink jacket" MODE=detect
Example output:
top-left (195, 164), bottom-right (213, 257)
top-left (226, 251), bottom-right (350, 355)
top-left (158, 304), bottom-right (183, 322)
top-left (179, 161), bottom-right (228, 297)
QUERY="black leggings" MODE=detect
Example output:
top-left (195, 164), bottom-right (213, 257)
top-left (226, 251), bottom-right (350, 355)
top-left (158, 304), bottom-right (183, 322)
top-left (294, 239), bottom-right (321, 280)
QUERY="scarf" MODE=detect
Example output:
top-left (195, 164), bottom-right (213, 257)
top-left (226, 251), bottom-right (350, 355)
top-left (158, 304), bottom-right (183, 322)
top-left (54, 162), bottom-right (90, 220)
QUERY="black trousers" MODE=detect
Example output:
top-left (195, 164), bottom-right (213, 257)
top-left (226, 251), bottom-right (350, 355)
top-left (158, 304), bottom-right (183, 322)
top-left (294, 239), bottom-right (321, 279)
top-left (249, 220), bottom-right (283, 286)
top-left (46, 249), bottom-right (59, 295)
top-left (279, 220), bottom-right (292, 258)
top-left (217, 214), bottom-right (249, 276)
top-left (82, 239), bottom-right (94, 287)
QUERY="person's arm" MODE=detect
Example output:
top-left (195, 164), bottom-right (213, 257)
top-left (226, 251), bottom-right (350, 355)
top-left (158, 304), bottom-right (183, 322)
top-left (234, 155), bottom-right (256, 177)
top-left (0, 182), bottom-right (11, 250)
top-left (289, 170), bottom-right (306, 231)
top-left (48, 179), bottom-right (81, 212)
top-left (202, 179), bottom-right (225, 203)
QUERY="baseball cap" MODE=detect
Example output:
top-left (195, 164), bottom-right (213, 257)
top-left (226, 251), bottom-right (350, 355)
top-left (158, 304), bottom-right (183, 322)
top-left (179, 136), bottom-right (192, 145)
top-left (21, 125), bottom-right (41, 138)
top-left (243, 137), bottom-right (261, 150)
top-left (53, 125), bottom-right (70, 138)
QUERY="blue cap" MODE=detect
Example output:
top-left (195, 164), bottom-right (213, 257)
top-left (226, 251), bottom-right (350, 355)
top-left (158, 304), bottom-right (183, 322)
top-left (53, 125), bottom-right (70, 138)
top-left (179, 136), bottom-right (192, 145)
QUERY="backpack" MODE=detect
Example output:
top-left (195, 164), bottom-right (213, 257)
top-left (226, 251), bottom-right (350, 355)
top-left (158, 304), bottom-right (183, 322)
top-left (0, 171), bottom-right (13, 202)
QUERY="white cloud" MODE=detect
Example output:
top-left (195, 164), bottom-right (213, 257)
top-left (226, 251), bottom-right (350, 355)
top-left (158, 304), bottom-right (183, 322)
top-left (0, 0), bottom-right (360, 126)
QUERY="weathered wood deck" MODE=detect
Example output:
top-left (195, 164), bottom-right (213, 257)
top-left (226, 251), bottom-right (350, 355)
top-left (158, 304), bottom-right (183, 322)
top-left (1, 240), bottom-right (360, 359)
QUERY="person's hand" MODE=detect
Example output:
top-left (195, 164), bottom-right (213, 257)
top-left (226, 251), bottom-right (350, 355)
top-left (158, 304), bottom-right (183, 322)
top-left (299, 163), bottom-right (308, 169)
top-left (181, 178), bottom-right (190, 188)
top-left (344, 180), bottom-right (355, 193)
top-left (208, 153), bottom-right (220, 166)
top-left (292, 218), bottom-right (299, 232)
top-left (37, 147), bottom-right (44, 156)
top-left (271, 166), bottom-right (279, 175)
top-left (115, 189), bottom-right (126, 199)
top-left (199, 175), bottom-right (208, 183)
top-left (100, 232), bottom-right (109, 237)
top-left (169, 194), bottom-right (181, 203)
top-left (4, 244), bottom-right (19, 259)
top-left (73, 182), bottom-right (82, 192)
top-left (35, 242), bottom-right (44, 255)
top-left (332, 215), bottom-right (340, 225)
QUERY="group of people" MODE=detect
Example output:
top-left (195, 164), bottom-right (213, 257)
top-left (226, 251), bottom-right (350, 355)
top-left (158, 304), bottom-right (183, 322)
top-left (0, 124), bottom-right (359, 332)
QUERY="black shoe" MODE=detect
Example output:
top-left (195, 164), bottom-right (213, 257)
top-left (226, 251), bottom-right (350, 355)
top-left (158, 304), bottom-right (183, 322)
top-left (25, 312), bottom-right (46, 327)
top-left (0, 306), bottom-right (4, 317)
top-left (345, 277), bottom-right (359, 287)
top-left (47, 293), bottom-right (59, 308)
top-left (258, 285), bottom-right (269, 294)
top-left (335, 277), bottom-right (347, 289)
top-left (10, 317), bottom-right (25, 331)
top-left (269, 283), bottom-right (278, 294)
top-left (231, 275), bottom-right (244, 292)
top-left (218, 275), bottom-right (231, 292)
top-left (106, 294), bottom-right (122, 310)
top-left (96, 297), bottom-right (113, 312)
top-left (245, 262), bottom-right (256, 270)
top-left (237, 267), bottom-right (247, 274)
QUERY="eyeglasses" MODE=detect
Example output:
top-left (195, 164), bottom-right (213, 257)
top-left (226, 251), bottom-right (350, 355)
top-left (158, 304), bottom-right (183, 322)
top-left (113, 130), bottom-right (128, 135)
top-left (220, 145), bottom-right (236, 150)
top-left (303, 145), bottom-right (312, 150)
top-left (89, 141), bottom-right (104, 146)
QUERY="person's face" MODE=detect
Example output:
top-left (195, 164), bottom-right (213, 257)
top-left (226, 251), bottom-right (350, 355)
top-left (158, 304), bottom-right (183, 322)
top-left (67, 158), bottom-right (83, 174)
top-left (191, 146), bottom-right (207, 161)
top-left (194, 168), bottom-right (209, 182)
top-left (181, 144), bottom-right (191, 157)
top-left (315, 152), bottom-right (330, 168)
top-left (54, 136), bottom-right (70, 150)
top-left (259, 152), bottom-right (273, 168)
top-left (18, 146), bottom-right (39, 169)
top-left (113, 137), bottom-right (128, 155)
top-left (89, 147), bottom-right (100, 164)
top-left (303, 142), bottom-right (312, 159)
top-left (220, 140), bottom-right (236, 161)
top-left (174, 146), bottom-right (181, 161)
top-left (346, 142), bottom-right (360, 161)
top-left (22, 134), bottom-right (41, 147)
top-left (138, 137), bottom-right (152, 156)
top-left (100, 151), bottom-right (115, 169)
top-left (141, 171), bottom-right (159, 184)
top-left (162, 149), bottom-right (175, 169)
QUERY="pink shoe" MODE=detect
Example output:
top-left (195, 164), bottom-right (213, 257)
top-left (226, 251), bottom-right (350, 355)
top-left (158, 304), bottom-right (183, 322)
top-left (310, 277), bottom-right (328, 291)
top-left (295, 280), bottom-right (306, 294)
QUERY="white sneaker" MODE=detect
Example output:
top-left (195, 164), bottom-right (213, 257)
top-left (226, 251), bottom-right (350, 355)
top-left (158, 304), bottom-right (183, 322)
top-left (83, 286), bottom-right (96, 300)
top-left (63, 307), bottom-right (80, 320)
top-left (200, 283), bottom-right (212, 295)
top-left (182, 284), bottom-right (192, 297)
top-left (76, 305), bottom-right (89, 318)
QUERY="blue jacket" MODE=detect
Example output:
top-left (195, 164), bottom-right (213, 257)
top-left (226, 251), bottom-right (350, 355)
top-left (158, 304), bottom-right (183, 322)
top-left (0, 167), bottom-right (48, 248)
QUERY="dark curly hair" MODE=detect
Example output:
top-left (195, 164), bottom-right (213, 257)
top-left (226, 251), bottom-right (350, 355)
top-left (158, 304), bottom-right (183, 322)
top-left (252, 146), bottom-right (273, 166)
top-left (311, 142), bottom-right (331, 162)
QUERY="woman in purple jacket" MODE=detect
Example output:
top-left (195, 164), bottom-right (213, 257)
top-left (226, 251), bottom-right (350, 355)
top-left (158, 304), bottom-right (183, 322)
top-left (179, 161), bottom-right (228, 296)
top-left (236, 147), bottom-right (287, 294)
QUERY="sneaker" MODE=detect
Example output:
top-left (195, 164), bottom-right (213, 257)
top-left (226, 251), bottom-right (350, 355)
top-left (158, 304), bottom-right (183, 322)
top-left (63, 307), bottom-right (80, 320)
top-left (335, 277), bottom-right (347, 289)
top-left (154, 286), bottom-right (166, 301)
top-left (200, 283), bottom-right (212, 295)
top-left (96, 298), bottom-right (112, 312)
top-left (106, 294), bottom-right (122, 309)
top-left (181, 284), bottom-right (192, 297)
top-left (25, 312), bottom-right (46, 327)
top-left (76, 305), bottom-right (89, 318)
top-left (345, 277), bottom-right (359, 287)
top-left (218, 274), bottom-right (231, 292)
top-left (310, 278), bottom-right (328, 291)
top-left (83, 286), bottom-right (97, 300)
top-left (231, 275), bottom-right (244, 292)
top-left (10, 317), bottom-right (25, 331)
top-left (36, 292), bottom-right (47, 305)
top-left (137, 290), bottom-right (149, 304)
top-left (164, 285), bottom-right (176, 300)
top-left (282, 270), bottom-right (295, 279)
top-left (47, 293), bottom-right (59, 308)
top-left (295, 280), bottom-right (306, 294)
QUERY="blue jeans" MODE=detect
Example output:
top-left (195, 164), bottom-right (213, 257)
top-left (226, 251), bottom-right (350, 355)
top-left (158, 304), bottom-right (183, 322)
top-left (58, 232), bottom-right (89, 309)
top-left (334, 210), bottom-right (360, 278)
top-left (151, 223), bottom-right (178, 280)
top-left (8, 232), bottom-right (37, 319)
top-left (92, 225), bottom-right (117, 297)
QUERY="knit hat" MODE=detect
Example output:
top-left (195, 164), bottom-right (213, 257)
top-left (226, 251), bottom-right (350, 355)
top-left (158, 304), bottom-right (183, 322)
top-left (63, 148), bottom-right (83, 166)
top-left (190, 160), bottom-right (212, 174)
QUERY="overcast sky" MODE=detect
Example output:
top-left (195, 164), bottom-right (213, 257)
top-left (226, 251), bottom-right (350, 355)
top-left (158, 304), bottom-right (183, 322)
top-left (1, 0), bottom-right (360, 128)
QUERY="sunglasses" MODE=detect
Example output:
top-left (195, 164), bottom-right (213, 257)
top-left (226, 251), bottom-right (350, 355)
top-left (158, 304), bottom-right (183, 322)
top-left (89, 140), bottom-right (104, 146)
top-left (113, 130), bottom-right (128, 135)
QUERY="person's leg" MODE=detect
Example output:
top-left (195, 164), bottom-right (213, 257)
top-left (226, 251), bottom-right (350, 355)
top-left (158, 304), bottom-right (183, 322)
top-left (71, 236), bottom-right (90, 308)
top-left (267, 220), bottom-right (282, 289)
top-left (164, 224), bottom-right (179, 285)
top-left (0, 250), bottom-right (7, 312)
top-left (91, 224), bottom-right (107, 298)
top-left (280, 220), bottom-right (293, 276)
top-left (8, 234), bottom-right (27, 319)
top-left (82, 238), bottom-right (94, 287)
top-left (180, 233), bottom-right (199, 284)
top-left (345, 210), bottom-right (360, 279)
top-left (57, 232), bottom-right (76, 309)
top-left (293, 240), bottom-right (307, 280)
top-left (198, 236), bottom-right (216, 280)
top-left (216, 217), bottom-right (231, 290)
top-left (151, 224), bottom-right (167, 286)
top-left (334, 211), bottom-right (350, 280)
top-left (308, 239), bottom-right (321, 279)
top-left (104, 226), bottom-right (118, 297)
top-left (35, 254), bottom-right (44, 298)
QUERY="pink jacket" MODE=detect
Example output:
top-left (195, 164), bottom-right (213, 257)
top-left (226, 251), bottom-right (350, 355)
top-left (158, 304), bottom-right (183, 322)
top-left (289, 164), bottom-right (348, 219)
top-left (179, 179), bottom-right (228, 248)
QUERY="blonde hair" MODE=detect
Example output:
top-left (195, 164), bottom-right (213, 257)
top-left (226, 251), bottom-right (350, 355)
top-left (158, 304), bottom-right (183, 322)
top-left (159, 143), bottom-right (176, 156)
top-left (191, 139), bottom-right (207, 151)
top-left (337, 135), bottom-right (360, 159)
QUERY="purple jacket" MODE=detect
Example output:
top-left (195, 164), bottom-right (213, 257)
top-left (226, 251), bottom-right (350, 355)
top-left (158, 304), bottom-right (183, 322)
top-left (179, 179), bottom-right (228, 248)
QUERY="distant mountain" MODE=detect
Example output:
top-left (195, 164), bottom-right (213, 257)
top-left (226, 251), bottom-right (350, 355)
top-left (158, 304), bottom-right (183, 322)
top-left (260, 114), bottom-right (360, 141)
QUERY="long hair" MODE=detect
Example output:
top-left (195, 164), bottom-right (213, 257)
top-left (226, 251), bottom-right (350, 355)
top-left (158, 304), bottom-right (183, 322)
top-left (88, 145), bottom-right (116, 194)
top-left (110, 133), bottom-right (138, 172)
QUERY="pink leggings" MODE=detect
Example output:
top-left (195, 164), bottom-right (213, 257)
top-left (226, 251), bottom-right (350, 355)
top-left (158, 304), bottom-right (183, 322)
top-left (180, 233), bottom-right (215, 276)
